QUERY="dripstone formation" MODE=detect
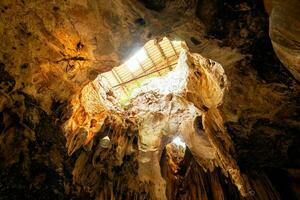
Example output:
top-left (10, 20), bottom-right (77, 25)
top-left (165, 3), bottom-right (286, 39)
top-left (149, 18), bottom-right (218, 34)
top-left (0, 0), bottom-right (299, 199)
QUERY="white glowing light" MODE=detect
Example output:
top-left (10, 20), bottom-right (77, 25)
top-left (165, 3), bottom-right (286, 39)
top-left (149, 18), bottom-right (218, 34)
top-left (135, 48), bottom-right (147, 61)
top-left (171, 40), bottom-right (182, 46)
top-left (172, 137), bottom-right (186, 148)
top-left (125, 48), bottom-right (147, 72)
top-left (126, 58), bottom-right (140, 72)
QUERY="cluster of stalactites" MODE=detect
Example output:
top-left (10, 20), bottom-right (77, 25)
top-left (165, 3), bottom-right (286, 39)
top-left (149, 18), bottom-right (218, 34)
top-left (127, 48), bottom-right (253, 198)
top-left (63, 77), bottom-right (143, 198)
top-left (63, 47), bottom-right (253, 199)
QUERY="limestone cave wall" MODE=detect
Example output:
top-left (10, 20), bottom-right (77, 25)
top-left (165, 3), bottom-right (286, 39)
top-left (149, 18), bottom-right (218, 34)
top-left (0, 0), bottom-right (299, 199)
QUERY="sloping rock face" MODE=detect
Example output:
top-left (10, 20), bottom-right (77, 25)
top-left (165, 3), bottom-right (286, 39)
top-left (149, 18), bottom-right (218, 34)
top-left (0, 0), bottom-right (299, 199)
top-left (268, 0), bottom-right (300, 80)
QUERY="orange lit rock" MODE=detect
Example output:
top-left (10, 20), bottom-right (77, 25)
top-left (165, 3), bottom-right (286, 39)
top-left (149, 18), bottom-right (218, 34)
top-left (0, 0), bottom-right (299, 199)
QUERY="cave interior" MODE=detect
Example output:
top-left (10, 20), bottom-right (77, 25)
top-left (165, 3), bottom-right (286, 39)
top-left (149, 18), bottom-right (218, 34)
top-left (0, 0), bottom-right (299, 200)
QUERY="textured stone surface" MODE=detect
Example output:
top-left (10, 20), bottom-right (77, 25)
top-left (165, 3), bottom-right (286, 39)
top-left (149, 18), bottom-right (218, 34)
top-left (62, 48), bottom-right (278, 199)
top-left (127, 49), bottom-right (252, 198)
top-left (269, 0), bottom-right (300, 80)
top-left (0, 0), bottom-right (299, 199)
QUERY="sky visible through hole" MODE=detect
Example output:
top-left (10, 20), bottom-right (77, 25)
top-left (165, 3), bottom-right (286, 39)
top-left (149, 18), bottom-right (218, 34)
top-left (99, 37), bottom-right (184, 105)
top-left (172, 137), bottom-right (186, 148)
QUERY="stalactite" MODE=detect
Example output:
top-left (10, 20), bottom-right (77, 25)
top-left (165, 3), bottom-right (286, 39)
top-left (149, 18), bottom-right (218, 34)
top-left (162, 147), bottom-right (280, 200)
top-left (61, 45), bottom-right (291, 200)
top-left (0, 0), bottom-right (299, 199)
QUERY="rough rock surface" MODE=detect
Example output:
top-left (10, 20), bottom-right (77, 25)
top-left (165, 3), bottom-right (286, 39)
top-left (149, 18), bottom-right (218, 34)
top-left (268, 0), bottom-right (300, 80)
top-left (127, 48), bottom-right (252, 199)
top-left (62, 47), bottom-right (276, 199)
top-left (0, 0), bottom-right (299, 199)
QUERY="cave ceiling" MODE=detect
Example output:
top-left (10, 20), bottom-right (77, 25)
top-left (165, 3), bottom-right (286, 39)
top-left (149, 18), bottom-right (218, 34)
top-left (0, 0), bottom-right (299, 199)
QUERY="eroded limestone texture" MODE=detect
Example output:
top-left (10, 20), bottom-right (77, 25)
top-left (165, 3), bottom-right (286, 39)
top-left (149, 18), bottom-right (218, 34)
top-left (127, 48), bottom-right (253, 199)
top-left (63, 47), bottom-right (256, 199)
top-left (268, 0), bottom-right (300, 80)
top-left (0, 0), bottom-right (299, 199)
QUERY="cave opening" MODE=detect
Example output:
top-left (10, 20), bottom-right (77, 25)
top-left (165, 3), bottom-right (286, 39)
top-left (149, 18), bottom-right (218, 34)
top-left (166, 137), bottom-right (187, 168)
top-left (165, 137), bottom-right (187, 172)
top-left (94, 37), bottom-right (190, 178)
top-left (64, 35), bottom-right (255, 199)
top-left (171, 136), bottom-right (186, 149)
top-left (97, 37), bottom-right (183, 105)
top-left (1, 0), bottom-right (299, 199)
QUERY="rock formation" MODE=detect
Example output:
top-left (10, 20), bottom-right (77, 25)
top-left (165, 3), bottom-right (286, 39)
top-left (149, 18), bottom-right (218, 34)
top-left (268, 0), bottom-right (300, 80)
top-left (0, 0), bottom-right (299, 199)
top-left (127, 48), bottom-right (252, 199)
